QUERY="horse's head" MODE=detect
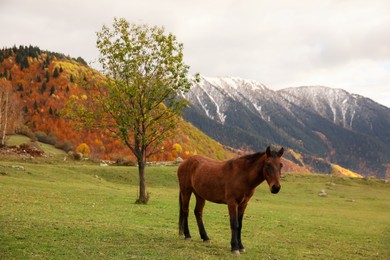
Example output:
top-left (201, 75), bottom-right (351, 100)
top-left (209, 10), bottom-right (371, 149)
top-left (264, 146), bottom-right (284, 194)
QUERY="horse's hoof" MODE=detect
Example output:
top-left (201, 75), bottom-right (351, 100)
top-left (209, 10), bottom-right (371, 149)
top-left (239, 248), bottom-right (246, 253)
top-left (203, 239), bottom-right (211, 244)
top-left (231, 250), bottom-right (240, 255)
top-left (185, 237), bottom-right (192, 241)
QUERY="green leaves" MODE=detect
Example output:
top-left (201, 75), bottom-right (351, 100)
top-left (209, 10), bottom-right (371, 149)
top-left (94, 18), bottom-right (193, 161)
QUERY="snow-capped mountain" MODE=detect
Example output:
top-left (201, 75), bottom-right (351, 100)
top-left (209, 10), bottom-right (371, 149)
top-left (182, 76), bottom-right (390, 178)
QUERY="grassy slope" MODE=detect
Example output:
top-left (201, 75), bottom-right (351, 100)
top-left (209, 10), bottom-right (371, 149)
top-left (6, 135), bottom-right (68, 158)
top-left (0, 160), bottom-right (389, 259)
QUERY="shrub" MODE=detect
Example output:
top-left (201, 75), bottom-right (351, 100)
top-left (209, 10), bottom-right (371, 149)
top-left (114, 157), bottom-right (136, 166)
top-left (76, 143), bottom-right (90, 157)
top-left (55, 141), bottom-right (73, 153)
top-left (15, 125), bottom-right (37, 141)
top-left (35, 131), bottom-right (57, 145)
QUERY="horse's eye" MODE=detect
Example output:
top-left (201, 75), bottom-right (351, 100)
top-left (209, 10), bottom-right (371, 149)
top-left (280, 163), bottom-right (283, 168)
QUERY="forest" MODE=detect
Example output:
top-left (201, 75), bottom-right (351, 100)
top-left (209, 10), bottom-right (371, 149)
top-left (0, 45), bottom-right (234, 162)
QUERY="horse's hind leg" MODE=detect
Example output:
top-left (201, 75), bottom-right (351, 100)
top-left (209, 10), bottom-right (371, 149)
top-left (179, 191), bottom-right (192, 240)
top-left (194, 194), bottom-right (210, 242)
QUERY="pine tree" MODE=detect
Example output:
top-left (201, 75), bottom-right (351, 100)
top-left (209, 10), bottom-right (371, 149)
top-left (17, 83), bottom-right (24, 91)
top-left (45, 55), bottom-right (51, 67)
top-left (45, 71), bottom-right (50, 82)
top-left (50, 85), bottom-right (55, 95)
top-left (53, 67), bottom-right (59, 78)
top-left (41, 82), bottom-right (47, 94)
top-left (20, 56), bottom-right (29, 70)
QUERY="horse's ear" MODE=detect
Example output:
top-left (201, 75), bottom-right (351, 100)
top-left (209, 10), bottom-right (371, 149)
top-left (266, 146), bottom-right (271, 157)
top-left (277, 147), bottom-right (284, 157)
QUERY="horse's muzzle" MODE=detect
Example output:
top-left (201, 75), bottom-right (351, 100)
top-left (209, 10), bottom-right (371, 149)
top-left (271, 185), bottom-right (281, 194)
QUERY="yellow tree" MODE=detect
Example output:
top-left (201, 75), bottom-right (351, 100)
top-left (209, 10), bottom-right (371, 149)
top-left (76, 143), bottom-right (91, 157)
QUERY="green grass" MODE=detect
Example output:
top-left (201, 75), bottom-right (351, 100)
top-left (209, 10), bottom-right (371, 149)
top-left (5, 135), bottom-right (32, 146)
top-left (0, 161), bottom-right (389, 259)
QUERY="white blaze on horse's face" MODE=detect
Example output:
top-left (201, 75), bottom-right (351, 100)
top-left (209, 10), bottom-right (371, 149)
top-left (264, 147), bottom-right (284, 194)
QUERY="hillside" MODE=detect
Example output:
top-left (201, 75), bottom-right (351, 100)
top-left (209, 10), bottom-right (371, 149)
top-left (182, 76), bottom-right (390, 178)
top-left (0, 46), bottom-right (235, 162)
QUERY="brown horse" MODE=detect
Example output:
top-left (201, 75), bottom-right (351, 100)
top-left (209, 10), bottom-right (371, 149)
top-left (177, 146), bottom-right (284, 255)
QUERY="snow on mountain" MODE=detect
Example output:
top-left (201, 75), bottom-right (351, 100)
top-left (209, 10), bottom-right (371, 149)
top-left (279, 86), bottom-right (359, 128)
top-left (186, 76), bottom-right (279, 124)
top-left (183, 76), bottom-right (390, 178)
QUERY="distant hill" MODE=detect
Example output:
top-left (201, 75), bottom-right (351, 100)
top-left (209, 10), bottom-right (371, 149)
top-left (0, 46), bottom-right (235, 162)
top-left (182, 76), bottom-right (390, 178)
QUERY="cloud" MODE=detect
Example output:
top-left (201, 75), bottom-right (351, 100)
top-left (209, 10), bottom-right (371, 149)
top-left (1, 0), bottom-right (390, 107)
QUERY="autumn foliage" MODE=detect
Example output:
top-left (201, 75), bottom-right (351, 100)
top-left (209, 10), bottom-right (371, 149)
top-left (0, 46), bottom-right (235, 161)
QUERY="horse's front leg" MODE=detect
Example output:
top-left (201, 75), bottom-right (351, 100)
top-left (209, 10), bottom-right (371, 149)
top-left (227, 202), bottom-right (240, 254)
top-left (237, 202), bottom-right (248, 253)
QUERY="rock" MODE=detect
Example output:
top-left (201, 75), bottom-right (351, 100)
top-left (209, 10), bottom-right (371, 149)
top-left (68, 152), bottom-right (83, 161)
top-left (318, 189), bottom-right (327, 197)
top-left (12, 165), bottom-right (25, 171)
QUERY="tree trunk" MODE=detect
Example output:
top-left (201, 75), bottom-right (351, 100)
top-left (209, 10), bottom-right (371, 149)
top-left (136, 160), bottom-right (148, 204)
top-left (1, 91), bottom-right (8, 146)
top-left (0, 94), bottom-right (3, 146)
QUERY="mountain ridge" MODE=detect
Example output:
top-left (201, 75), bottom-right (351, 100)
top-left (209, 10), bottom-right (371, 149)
top-left (183, 76), bottom-right (390, 178)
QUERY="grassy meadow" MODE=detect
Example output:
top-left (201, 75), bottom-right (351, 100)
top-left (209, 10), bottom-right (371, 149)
top-left (0, 158), bottom-right (389, 259)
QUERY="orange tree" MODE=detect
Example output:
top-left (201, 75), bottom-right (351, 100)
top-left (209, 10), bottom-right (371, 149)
top-left (64, 18), bottom-right (195, 204)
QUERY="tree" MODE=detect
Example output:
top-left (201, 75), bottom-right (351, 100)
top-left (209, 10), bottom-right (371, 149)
top-left (41, 82), bottom-right (47, 94)
top-left (0, 78), bottom-right (20, 146)
top-left (20, 56), bottom-right (29, 70)
top-left (50, 85), bottom-right (55, 95)
top-left (76, 143), bottom-right (90, 157)
top-left (45, 55), bottom-right (51, 66)
top-left (53, 67), bottom-right (59, 78)
top-left (64, 18), bottom-right (195, 204)
top-left (17, 83), bottom-right (24, 91)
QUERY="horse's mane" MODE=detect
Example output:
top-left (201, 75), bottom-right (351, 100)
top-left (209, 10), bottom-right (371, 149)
top-left (240, 152), bottom-right (265, 162)
top-left (239, 150), bottom-right (279, 162)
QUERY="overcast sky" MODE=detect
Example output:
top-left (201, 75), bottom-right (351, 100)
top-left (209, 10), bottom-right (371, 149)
top-left (1, 0), bottom-right (390, 107)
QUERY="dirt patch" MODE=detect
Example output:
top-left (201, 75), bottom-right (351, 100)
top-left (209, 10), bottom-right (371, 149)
top-left (0, 143), bottom-right (44, 158)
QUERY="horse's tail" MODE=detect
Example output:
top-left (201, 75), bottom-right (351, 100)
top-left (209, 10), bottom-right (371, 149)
top-left (178, 192), bottom-right (185, 236)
